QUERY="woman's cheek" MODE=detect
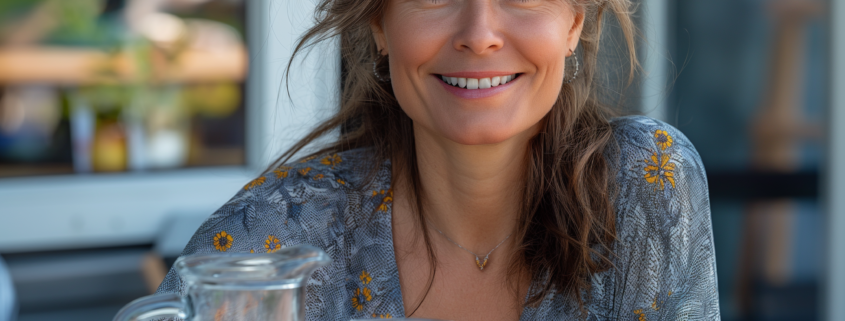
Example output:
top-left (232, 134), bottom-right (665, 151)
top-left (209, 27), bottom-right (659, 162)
top-left (385, 9), bottom-right (452, 65)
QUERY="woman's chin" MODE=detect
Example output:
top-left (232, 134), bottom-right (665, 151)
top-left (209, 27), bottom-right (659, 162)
top-left (416, 111), bottom-right (544, 146)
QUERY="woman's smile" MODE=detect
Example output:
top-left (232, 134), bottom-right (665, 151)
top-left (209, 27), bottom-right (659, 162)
top-left (434, 72), bottom-right (522, 99)
top-left (375, 0), bottom-right (580, 145)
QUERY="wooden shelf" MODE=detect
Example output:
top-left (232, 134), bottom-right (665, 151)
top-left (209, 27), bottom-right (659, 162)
top-left (0, 46), bottom-right (247, 85)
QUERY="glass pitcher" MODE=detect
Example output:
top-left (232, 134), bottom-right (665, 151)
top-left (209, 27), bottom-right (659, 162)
top-left (114, 245), bottom-right (331, 321)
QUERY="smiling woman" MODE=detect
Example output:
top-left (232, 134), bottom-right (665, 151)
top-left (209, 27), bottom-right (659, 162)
top-left (156, 0), bottom-right (720, 320)
top-left (373, 0), bottom-right (586, 145)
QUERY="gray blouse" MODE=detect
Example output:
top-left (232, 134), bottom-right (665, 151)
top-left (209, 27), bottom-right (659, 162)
top-left (157, 116), bottom-right (721, 320)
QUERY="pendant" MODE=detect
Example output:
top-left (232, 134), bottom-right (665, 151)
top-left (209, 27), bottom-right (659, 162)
top-left (475, 256), bottom-right (488, 271)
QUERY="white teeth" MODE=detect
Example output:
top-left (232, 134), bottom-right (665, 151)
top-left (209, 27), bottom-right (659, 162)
top-left (479, 78), bottom-right (491, 89)
top-left (442, 74), bottom-right (517, 89)
top-left (467, 78), bottom-right (479, 90)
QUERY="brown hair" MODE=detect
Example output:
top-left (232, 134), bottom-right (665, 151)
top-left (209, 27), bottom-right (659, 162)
top-left (269, 0), bottom-right (639, 313)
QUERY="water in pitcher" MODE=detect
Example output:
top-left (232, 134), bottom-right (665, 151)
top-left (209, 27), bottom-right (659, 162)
top-left (187, 286), bottom-right (303, 321)
top-left (113, 245), bottom-right (330, 321)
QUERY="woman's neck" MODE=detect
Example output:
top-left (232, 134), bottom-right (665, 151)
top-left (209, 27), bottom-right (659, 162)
top-left (400, 123), bottom-right (535, 253)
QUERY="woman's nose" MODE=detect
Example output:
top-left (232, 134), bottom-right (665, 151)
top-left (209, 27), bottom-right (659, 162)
top-left (452, 2), bottom-right (504, 56)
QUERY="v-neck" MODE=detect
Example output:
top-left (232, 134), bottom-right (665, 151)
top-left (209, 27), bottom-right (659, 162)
top-left (375, 161), bottom-right (537, 320)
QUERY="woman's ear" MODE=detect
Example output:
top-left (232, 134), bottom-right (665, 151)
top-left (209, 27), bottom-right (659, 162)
top-left (370, 18), bottom-right (389, 55)
top-left (567, 10), bottom-right (585, 55)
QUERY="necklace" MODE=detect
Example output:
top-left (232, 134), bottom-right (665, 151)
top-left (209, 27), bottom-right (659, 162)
top-left (426, 218), bottom-right (513, 271)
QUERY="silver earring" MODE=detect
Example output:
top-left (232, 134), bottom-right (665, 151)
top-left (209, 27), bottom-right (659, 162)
top-left (373, 55), bottom-right (390, 82)
top-left (564, 51), bottom-right (579, 84)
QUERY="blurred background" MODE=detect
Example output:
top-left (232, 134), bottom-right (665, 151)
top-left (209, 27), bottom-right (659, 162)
top-left (0, 0), bottom-right (841, 320)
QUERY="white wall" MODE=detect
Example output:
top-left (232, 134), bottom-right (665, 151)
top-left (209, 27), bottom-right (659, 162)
top-left (247, 0), bottom-right (340, 169)
top-left (640, 0), bottom-right (669, 122)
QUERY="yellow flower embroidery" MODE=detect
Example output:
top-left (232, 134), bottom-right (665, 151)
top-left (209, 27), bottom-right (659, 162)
top-left (213, 231), bottom-right (233, 252)
top-left (265, 235), bottom-right (281, 253)
top-left (359, 270), bottom-right (372, 285)
top-left (668, 291), bottom-right (673, 296)
top-left (298, 167), bottom-right (312, 176)
top-left (336, 179), bottom-right (346, 185)
top-left (274, 169), bottom-right (289, 179)
top-left (351, 287), bottom-right (372, 311)
top-left (320, 154), bottom-right (343, 169)
top-left (313, 174), bottom-right (325, 180)
top-left (633, 309), bottom-right (646, 321)
top-left (372, 314), bottom-right (392, 319)
top-left (250, 249), bottom-right (254, 253)
top-left (643, 152), bottom-right (676, 190)
top-left (654, 130), bottom-right (673, 151)
top-left (244, 177), bottom-right (266, 190)
top-left (375, 189), bottom-right (394, 212)
top-left (299, 156), bottom-right (316, 163)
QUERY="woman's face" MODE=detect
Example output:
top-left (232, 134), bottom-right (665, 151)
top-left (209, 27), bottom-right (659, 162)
top-left (373, 0), bottom-right (584, 145)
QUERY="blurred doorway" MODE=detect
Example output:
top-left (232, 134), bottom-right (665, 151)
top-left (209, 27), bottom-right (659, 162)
top-left (665, 0), bottom-right (828, 320)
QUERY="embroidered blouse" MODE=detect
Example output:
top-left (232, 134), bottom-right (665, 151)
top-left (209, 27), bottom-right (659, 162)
top-left (156, 116), bottom-right (721, 320)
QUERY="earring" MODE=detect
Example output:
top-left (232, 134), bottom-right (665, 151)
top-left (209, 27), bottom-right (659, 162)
top-left (564, 50), bottom-right (579, 84)
top-left (372, 54), bottom-right (390, 82)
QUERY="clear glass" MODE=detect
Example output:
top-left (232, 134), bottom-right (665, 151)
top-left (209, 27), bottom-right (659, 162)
top-left (114, 245), bottom-right (330, 321)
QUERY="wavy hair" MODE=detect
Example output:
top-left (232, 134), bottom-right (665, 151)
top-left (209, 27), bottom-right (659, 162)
top-left (269, 0), bottom-right (639, 313)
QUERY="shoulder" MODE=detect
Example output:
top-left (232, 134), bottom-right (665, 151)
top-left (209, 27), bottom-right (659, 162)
top-left (606, 115), bottom-right (713, 267)
top-left (609, 115), bottom-right (702, 166)
top-left (596, 116), bottom-right (720, 319)
top-left (608, 115), bottom-right (707, 195)
top-left (188, 148), bottom-right (391, 255)
top-left (252, 147), bottom-right (386, 197)
top-left (606, 116), bottom-right (710, 233)
top-left (158, 148), bottom-right (396, 311)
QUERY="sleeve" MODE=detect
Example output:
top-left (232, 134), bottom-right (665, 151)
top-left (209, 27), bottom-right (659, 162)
top-left (604, 116), bottom-right (721, 320)
top-left (155, 172), bottom-right (295, 296)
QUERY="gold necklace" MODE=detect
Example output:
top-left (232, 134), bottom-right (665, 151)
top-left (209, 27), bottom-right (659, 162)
top-left (426, 218), bottom-right (513, 271)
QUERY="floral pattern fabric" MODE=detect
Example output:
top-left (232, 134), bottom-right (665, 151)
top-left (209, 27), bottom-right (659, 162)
top-left (156, 116), bottom-right (720, 320)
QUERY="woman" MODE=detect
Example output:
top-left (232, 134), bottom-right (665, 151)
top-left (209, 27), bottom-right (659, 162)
top-left (158, 0), bottom-right (720, 319)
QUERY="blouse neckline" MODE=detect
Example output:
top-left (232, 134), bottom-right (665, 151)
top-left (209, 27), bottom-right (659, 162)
top-left (376, 161), bottom-right (539, 320)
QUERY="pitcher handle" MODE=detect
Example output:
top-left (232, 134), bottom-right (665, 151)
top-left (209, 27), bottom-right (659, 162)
top-left (113, 293), bottom-right (188, 321)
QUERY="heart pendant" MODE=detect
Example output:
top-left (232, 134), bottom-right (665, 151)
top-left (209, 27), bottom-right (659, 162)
top-left (475, 257), bottom-right (488, 271)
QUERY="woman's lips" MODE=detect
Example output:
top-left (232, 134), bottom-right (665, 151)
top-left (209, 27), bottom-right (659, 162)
top-left (436, 74), bottom-right (520, 99)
